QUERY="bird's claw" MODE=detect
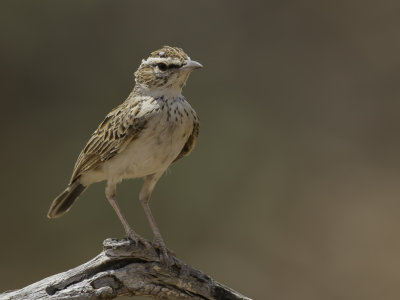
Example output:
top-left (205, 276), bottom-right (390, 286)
top-left (152, 237), bottom-right (175, 266)
top-left (127, 229), bottom-right (153, 251)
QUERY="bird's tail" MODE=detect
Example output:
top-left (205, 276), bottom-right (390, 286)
top-left (47, 182), bottom-right (86, 218)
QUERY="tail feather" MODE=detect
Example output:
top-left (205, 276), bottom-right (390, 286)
top-left (47, 183), bottom-right (86, 218)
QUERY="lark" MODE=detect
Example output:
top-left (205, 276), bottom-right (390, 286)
top-left (47, 46), bottom-right (202, 262)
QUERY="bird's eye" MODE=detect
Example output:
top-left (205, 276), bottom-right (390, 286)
top-left (157, 63), bottom-right (168, 71)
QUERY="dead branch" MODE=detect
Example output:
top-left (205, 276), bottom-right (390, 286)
top-left (0, 238), bottom-right (252, 300)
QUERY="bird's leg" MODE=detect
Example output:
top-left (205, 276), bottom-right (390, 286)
top-left (140, 173), bottom-right (173, 264)
top-left (106, 182), bottom-right (152, 249)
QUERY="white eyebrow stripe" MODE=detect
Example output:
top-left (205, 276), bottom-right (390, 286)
top-left (141, 56), bottom-right (190, 66)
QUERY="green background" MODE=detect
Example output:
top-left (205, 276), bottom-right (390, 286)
top-left (1, 1), bottom-right (400, 299)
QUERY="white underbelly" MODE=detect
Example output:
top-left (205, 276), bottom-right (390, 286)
top-left (79, 96), bottom-right (196, 186)
top-left (102, 118), bottom-right (192, 182)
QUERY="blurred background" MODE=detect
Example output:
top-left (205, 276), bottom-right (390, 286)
top-left (1, 1), bottom-right (400, 299)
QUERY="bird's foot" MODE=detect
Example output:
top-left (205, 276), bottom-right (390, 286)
top-left (152, 236), bottom-right (175, 266)
top-left (127, 229), bottom-right (153, 251)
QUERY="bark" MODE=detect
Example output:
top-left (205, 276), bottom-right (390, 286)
top-left (0, 238), bottom-right (252, 300)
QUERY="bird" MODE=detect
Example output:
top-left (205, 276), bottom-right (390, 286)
top-left (47, 46), bottom-right (202, 263)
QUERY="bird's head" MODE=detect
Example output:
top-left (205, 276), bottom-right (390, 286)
top-left (134, 46), bottom-right (202, 97)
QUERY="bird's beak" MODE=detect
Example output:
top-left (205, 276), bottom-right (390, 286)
top-left (181, 60), bottom-right (203, 71)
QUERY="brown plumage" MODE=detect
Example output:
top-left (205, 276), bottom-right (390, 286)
top-left (70, 101), bottom-right (148, 183)
top-left (47, 46), bottom-right (202, 263)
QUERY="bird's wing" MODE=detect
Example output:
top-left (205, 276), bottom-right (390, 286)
top-left (173, 121), bottom-right (200, 163)
top-left (69, 100), bottom-right (150, 183)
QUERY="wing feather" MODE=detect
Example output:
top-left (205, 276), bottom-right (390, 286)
top-left (69, 100), bottom-right (149, 183)
top-left (173, 121), bottom-right (200, 163)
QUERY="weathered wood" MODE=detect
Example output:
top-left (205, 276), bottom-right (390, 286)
top-left (0, 238), bottom-right (252, 300)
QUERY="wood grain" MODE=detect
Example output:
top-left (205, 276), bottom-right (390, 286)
top-left (0, 238), bottom-right (252, 300)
